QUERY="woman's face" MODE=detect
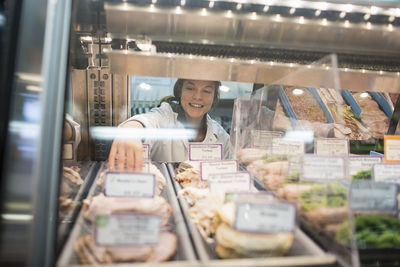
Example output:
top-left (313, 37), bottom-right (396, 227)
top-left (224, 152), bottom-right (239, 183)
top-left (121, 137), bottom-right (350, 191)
top-left (180, 80), bottom-right (215, 123)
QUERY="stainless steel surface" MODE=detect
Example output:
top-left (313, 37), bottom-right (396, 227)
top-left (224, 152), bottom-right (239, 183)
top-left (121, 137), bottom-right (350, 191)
top-left (112, 73), bottom-right (130, 126)
top-left (166, 164), bottom-right (336, 266)
top-left (107, 50), bottom-right (400, 93)
top-left (0, 0), bottom-right (71, 266)
top-left (87, 68), bottom-right (113, 160)
top-left (105, 3), bottom-right (400, 57)
top-left (57, 162), bottom-right (197, 266)
top-left (71, 70), bottom-right (89, 160)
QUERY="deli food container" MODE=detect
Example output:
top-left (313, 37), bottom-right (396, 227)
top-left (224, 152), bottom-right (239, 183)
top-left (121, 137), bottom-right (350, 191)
top-left (57, 162), bottom-right (197, 266)
top-left (167, 163), bottom-right (336, 266)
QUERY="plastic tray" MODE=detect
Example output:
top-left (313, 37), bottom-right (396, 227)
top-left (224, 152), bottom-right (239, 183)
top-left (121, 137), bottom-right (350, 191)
top-left (167, 163), bottom-right (337, 266)
top-left (57, 162), bottom-right (197, 266)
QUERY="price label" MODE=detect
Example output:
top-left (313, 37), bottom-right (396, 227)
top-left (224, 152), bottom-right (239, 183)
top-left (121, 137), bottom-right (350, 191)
top-left (301, 155), bottom-right (347, 181)
top-left (349, 156), bottom-right (381, 176)
top-left (208, 172), bottom-right (251, 193)
top-left (142, 144), bottom-right (150, 161)
top-left (189, 143), bottom-right (222, 161)
top-left (373, 164), bottom-right (400, 184)
top-left (200, 160), bottom-right (238, 181)
top-left (315, 138), bottom-right (349, 156)
top-left (95, 214), bottom-right (161, 246)
top-left (252, 131), bottom-right (283, 148)
top-left (62, 143), bottom-right (74, 160)
top-left (384, 135), bottom-right (400, 163)
top-left (105, 172), bottom-right (155, 198)
top-left (235, 202), bottom-right (296, 233)
top-left (350, 182), bottom-right (398, 212)
top-left (272, 138), bottom-right (305, 156)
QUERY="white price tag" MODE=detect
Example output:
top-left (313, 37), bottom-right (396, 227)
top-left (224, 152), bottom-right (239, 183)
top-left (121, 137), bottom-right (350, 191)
top-left (235, 202), bottom-right (296, 233)
top-left (315, 138), bottom-right (349, 156)
top-left (350, 182), bottom-right (398, 212)
top-left (301, 155), bottom-right (347, 181)
top-left (209, 172), bottom-right (251, 193)
top-left (95, 214), bottom-right (161, 246)
top-left (200, 160), bottom-right (238, 181)
top-left (252, 131), bottom-right (283, 148)
top-left (373, 164), bottom-right (400, 184)
top-left (189, 143), bottom-right (222, 161)
top-left (62, 143), bottom-right (74, 160)
top-left (272, 138), bottom-right (305, 156)
top-left (142, 144), bottom-right (150, 161)
top-left (105, 172), bottom-right (155, 198)
top-left (384, 136), bottom-right (400, 162)
top-left (349, 156), bottom-right (381, 176)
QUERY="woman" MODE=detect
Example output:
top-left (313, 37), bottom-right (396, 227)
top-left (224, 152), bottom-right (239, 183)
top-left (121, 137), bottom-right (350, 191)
top-left (108, 79), bottom-right (230, 171)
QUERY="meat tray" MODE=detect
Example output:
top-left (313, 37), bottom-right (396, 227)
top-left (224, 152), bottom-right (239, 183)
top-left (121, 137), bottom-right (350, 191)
top-left (57, 162), bottom-right (100, 247)
top-left (57, 162), bottom-right (197, 266)
top-left (166, 163), bottom-right (337, 266)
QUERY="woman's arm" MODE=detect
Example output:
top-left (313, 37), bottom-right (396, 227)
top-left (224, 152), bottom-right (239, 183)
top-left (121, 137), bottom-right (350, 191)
top-left (108, 120), bottom-right (144, 171)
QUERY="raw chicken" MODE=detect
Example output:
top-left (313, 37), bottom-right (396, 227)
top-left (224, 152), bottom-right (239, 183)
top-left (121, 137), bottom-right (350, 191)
top-left (74, 232), bottom-right (177, 263)
top-left (82, 193), bottom-right (171, 226)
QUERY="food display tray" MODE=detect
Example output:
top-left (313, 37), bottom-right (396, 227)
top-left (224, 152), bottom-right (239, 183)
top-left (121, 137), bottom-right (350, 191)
top-left (57, 162), bottom-right (100, 249)
top-left (57, 162), bottom-right (197, 266)
top-left (166, 163), bottom-right (337, 266)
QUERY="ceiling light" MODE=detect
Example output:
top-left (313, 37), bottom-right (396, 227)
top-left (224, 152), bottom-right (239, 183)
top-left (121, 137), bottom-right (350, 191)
top-left (293, 89), bottom-right (304, 95)
top-left (220, 85), bottom-right (230, 92)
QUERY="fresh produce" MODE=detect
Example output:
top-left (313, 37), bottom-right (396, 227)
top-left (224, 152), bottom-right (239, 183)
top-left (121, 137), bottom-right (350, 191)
top-left (336, 215), bottom-right (400, 249)
top-left (352, 170), bottom-right (372, 180)
top-left (299, 182), bottom-right (347, 212)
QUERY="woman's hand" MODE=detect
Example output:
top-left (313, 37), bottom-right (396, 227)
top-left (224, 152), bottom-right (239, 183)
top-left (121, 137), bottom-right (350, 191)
top-left (107, 121), bottom-right (144, 171)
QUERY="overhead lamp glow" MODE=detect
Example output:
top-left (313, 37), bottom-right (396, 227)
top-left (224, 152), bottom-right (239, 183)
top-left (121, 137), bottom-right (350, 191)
top-left (263, 5), bottom-right (269, 12)
top-left (389, 16), bottom-right (395, 22)
top-left (139, 82), bottom-right (151, 91)
top-left (175, 6), bottom-right (182, 14)
top-left (315, 10), bottom-right (321, 16)
top-left (91, 127), bottom-right (197, 141)
top-left (370, 6), bottom-right (378, 15)
top-left (360, 92), bottom-right (369, 98)
top-left (209, 1), bottom-right (214, 8)
top-left (290, 8), bottom-right (296, 15)
top-left (344, 4), bottom-right (353, 13)
top-left (293, 88), bottom-right (304, 95)
top-left (316, 2), bottom-right (328, 11)
top-left (180, 0), bottom-right (186, 6)
top-left (364, 13), bottom-right (371, 20)
top-left (236, 3), bottom-right (242, 10)
top-left (151, 0), bottom-right (157, 3)
top-left (339, 12), bottom-right (346, 19)
top-left (220, 85), bottom-right (230, 92)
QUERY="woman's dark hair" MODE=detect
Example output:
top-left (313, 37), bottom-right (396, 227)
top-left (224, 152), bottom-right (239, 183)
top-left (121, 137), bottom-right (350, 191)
top-left (159, 79), bottom-right (221, 107)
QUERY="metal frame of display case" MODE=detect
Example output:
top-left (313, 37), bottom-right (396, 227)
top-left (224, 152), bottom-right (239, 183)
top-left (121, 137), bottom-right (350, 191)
top-left (1, 0), bottom-right (400, 267)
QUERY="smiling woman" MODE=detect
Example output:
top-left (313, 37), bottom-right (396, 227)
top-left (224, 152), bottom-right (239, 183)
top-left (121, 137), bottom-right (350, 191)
top-left (108, 78), bottom-right (230, 171)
